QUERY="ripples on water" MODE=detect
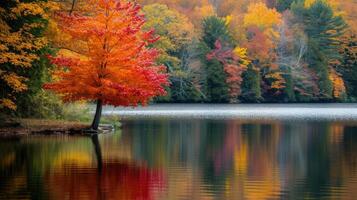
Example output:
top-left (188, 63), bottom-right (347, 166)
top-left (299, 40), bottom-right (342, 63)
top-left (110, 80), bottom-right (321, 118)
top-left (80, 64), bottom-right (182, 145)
top-left (1, 106), bottom-right (357, 199)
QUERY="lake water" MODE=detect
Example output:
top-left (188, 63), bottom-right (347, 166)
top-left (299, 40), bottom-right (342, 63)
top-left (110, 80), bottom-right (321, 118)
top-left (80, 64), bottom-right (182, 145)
top-left (1, 105), bottom-right (357, 200)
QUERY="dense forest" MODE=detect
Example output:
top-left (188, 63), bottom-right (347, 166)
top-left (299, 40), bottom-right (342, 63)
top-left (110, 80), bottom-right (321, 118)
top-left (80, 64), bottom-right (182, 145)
top-left (0, 0), bottom-right (356, 118)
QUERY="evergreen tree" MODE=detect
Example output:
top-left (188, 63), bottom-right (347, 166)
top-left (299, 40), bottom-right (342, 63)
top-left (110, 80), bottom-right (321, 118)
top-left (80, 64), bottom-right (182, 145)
top-left (200, 16), bottom-right (233, 103)
top-left (292, 0), bottom-right (347, 100)
top-left (202, 16), bottom-right (234, 49)
top-left (276, 0), bottom-right (295, 12)
top-left (337, 33), bottom-right (357, 100)
top-left (241, 65), bottom-right (262, 102)
top-left (204, 58), bottom-right (230, 102)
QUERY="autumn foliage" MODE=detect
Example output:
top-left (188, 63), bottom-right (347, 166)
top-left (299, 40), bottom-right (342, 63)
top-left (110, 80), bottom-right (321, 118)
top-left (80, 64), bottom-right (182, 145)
top-left (1, 0), bottom-right (356, 116)
top-left (329, 69), bottom-right (346, 99)
top-left (206, 40), bottom-right (249, 102)
top-left (0, 1), bottom-right (52, 110)
top-left (44, 0), bottom-right (168, 107)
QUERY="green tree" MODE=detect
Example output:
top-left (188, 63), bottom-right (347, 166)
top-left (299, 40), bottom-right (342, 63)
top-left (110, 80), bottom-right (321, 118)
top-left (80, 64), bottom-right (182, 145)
top-left (205, 58), bottom-right (230, 103)
top-left (202, 16), bottom-right (234, 49)
top-left (200, 16), bottom-right (234, 102)
top-left (336, 33), bottom-right (357, 100)
top-left (276, 0), bottom-right (295, 12)
top-left (241, 65), bottom-right (262, 102)
top-left (292, 0), bottom-right (347, 100)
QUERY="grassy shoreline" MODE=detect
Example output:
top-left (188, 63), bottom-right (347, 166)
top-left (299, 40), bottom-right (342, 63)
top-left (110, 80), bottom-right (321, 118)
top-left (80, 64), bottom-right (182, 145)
top-left (0, 119), bottom-right (89, 138)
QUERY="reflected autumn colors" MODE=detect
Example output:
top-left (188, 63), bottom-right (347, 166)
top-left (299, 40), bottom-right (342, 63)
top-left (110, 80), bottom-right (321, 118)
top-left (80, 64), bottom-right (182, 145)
top-left (0, 119), bottom-right (357, 200)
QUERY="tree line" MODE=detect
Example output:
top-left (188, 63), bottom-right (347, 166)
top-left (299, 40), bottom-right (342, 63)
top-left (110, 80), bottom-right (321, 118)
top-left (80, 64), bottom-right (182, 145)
top-left (0, 0), bottom-right (356, 119)
top-left (139, 0), bottom-right (356, 103)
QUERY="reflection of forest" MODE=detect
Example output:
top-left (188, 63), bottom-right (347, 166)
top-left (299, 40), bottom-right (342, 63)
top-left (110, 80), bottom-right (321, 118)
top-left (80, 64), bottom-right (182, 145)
top-left (0, 120), bottom-right (356, 199)
top-left (124, 120), bottom-right (357, 199)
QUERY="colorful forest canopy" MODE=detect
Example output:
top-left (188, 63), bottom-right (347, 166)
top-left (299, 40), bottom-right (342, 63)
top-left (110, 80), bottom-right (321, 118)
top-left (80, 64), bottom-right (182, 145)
top-left (1, 0), bottom-right (357, 116)
top-left (137, 0), bottom-right (356, 103)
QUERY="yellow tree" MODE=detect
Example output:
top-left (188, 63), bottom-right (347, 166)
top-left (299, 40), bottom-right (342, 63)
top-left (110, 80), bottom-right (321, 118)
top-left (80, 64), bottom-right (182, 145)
top-left (138, 0), bottom-right (215, 28)
top-left (243, 2), bottom-right (282, 39)
top-left (142, 3), bottom-right (195, 67)
top-left (0, 0), bottom-right (53, 110)
top-left (243, 2), bottom-right (284, 95)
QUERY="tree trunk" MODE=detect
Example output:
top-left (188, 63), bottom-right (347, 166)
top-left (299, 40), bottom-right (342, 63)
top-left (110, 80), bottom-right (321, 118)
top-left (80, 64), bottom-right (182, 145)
top-left (69, 0), bottom-right (76, 15)
top-left (91, 99), bottom-right (103, 130)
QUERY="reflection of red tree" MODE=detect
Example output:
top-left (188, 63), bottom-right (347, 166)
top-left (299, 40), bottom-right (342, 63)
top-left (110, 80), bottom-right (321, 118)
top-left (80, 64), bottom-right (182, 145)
top-left (46, 162), bottom-right (165, 200)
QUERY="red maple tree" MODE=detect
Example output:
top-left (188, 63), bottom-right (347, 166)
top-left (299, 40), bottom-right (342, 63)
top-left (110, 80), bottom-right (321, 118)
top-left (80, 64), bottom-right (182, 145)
top-left (44, 0), bottom-right (168, 130)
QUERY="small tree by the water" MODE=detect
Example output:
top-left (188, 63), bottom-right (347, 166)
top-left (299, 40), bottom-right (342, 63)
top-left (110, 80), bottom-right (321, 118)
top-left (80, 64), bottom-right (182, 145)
top-left (44, 0), bottom-right (168, 130)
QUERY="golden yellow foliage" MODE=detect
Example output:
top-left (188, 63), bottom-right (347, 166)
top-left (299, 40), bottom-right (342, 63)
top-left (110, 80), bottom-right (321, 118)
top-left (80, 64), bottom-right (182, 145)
top-left (233, 47), bottom-right (251, 67)
top-left (305, 0), bottom-right (337, 8)
top-left (143, 3), bottom-right (195, 68)
top-left (243, 2), bottom-right (282, 31)
top-left (225, 15), bottom-right (233, 26)
top-left (2, 73), bottom-right (27, 92)
top-left (329, 69), bottom-right (346, 99)
top-left (265, 72), bottom-right (286, 90)
top-left (0, 98), bottom-right (17, 110)
top-left (0, 0), bottom-right (53, 110)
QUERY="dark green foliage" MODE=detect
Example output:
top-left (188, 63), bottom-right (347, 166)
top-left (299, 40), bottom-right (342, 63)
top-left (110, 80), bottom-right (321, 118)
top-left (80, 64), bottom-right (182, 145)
top-left (240, 65), bottom-right (262, 102)
top-left (170, 47), bottom-right (203, 102)
top-left (199, 16), bottom-right (233, 103)
top-left (168, 78), bottom-right (203, 102)
top-left (16, 52), bottom-right (55, 117)
top-left (276, 0), bottom-right (295, 12)
top-left (337, 34), bottom-right (357, 99)
top-left (202, 16), bottom-right (234, 49)
top-left (282, 69), bottom-right (296, 102)
top-left (155, 45), bottom-right (204, 103)
top-left (204, 58), bottom-right (230, 103)
top-left (292, 0), bottom-right (347, 100)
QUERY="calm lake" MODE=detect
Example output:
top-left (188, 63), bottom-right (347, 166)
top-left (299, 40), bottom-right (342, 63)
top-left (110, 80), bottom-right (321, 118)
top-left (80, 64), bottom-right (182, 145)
top-left (1, 104), bottom-right (357, 200)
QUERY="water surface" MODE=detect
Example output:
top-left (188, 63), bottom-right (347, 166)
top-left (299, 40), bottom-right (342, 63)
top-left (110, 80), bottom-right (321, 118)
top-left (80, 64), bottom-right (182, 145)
top-left (103, 104), bottom-right (357, 120)
top-left (1, 107), bottom-right (357, 199)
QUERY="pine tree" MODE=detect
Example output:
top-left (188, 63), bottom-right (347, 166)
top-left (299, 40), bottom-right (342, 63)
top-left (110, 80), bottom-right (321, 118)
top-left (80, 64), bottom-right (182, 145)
top-left (202, 16), bottom-right (234, 49)
top-left (276, 0), bottom-right (295, 12)
top-left (292, 0), bottom-right (347, 100)
top-left (241, 65), bottom-right (262, 102)
top-left (337, 33), bottom-right (357, 99)
top-left (200, 16), bottom-right (233, 103)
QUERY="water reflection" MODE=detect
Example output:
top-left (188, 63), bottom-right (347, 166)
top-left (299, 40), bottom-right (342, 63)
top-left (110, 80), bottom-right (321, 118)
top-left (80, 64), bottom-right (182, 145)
top-left (0, 119), bottom-right (357, 199)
